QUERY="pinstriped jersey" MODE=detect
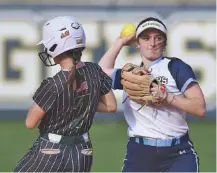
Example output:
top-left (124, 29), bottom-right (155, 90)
top-left (112, 56), bottom-right (197, 139)
top-left (33, 61), bottom-right (112, 136)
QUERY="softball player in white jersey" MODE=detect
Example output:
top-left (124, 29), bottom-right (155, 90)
top-left (99, 17), bottom-right (206, 172)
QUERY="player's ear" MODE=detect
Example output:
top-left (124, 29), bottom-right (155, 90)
top-left (54, 55), bottom-right (61, 64)
top-left (135, 38), bottom-right (140, 48)
top-left (136, 42), bottom-right (140, 48)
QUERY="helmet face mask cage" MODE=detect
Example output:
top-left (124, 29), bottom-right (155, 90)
top-left (38, 48), bottom-right (56, 67)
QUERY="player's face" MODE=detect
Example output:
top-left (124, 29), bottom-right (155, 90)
top-left (137, 28), bottom-right (166, 61)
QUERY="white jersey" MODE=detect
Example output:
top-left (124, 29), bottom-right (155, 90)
top-left (112, 56), bottom-right (197, 139)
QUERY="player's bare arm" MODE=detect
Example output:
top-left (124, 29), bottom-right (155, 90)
top-left (25, 103), bottom-right (45, 129)
top-left (98, 35), bottom-right (135, 77)
top-left (97, 90), bottom-right (117, 112)
top-left (166, 83), bottom-right (206, 117)
top-left (151, 82), bottom-right (206, 117)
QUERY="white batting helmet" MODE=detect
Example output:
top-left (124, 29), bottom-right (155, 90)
top-left (37, 16), bottom-right (86, 66)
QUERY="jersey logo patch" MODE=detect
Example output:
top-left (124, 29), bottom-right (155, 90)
top-left (156, 76), bottom-right (168, 84)
top-left (76, 81), bottom-right (88, 92)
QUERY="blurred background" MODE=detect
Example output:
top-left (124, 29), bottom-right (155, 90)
top-left (0, 0), bottom-right (216, 172)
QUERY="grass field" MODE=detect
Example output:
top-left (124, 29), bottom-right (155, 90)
top-left (0, 120), bottom-right (216, 172)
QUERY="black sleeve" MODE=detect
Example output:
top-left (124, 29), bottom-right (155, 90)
top-left (33, 79), bottom-right (57, 112)
top-left (168, 58), bottom-right (197, 93)
top-left (99, 67), bottom-right (112, 96)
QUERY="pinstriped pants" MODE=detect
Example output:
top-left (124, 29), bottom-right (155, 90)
top-left (13, 137), bottom-right (93, 172)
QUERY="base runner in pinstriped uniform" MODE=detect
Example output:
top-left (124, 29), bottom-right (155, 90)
top-left (13, 16), bottom-right (117, 172)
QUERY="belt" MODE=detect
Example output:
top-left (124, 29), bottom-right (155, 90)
top-left (131, 132), bottom-right (189, 147)
top-left (40, 132), bottom-right (89, 145)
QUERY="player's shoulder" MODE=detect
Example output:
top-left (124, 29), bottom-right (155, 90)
top-left (164, 57), bottom-right (191, 69)
top-left (162, 57), bottom-right (193, 76)
top-left (84, 62), bottom-right (102, 70)
top-left (163, 56), bottom-right (181, 62)
top-left (84, 61), bottom-right (98, 66)
top-left (163, 56), bottom-right (185, 63)
top-left (39, 77), bottom-right (55, 89)
top-left (34, 77), bottom-right (56, 96)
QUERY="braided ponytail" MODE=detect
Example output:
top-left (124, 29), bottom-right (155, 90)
top-left (66, 48), bottom-right (84, 90)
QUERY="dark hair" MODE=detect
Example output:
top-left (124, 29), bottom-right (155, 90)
top-left (136, 17), bottom-right (167, 46)
top-left (64, 47), bottom-right (84, 89)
